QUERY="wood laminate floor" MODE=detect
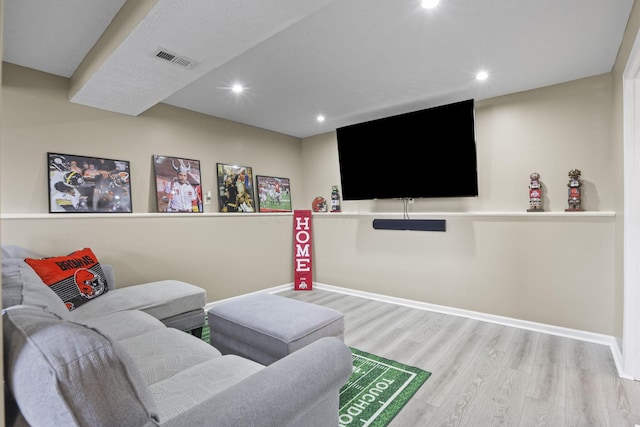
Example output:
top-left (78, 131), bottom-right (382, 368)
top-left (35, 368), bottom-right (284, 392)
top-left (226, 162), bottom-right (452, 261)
top-left (276, 288), bottom-right (640, 427)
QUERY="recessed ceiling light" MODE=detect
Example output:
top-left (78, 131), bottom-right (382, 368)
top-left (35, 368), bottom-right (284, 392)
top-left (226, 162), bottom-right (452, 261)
top-left (476, 71), bottom-right (489, 81)
top-left (421, 0), bottom-right (440, 9)
top-left (231, 84), bottom-right (244, 93)
top-left (317, 115), bottom-right (326, 122)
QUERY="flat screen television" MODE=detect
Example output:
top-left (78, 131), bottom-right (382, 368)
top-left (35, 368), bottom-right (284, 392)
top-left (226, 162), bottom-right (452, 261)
top-left (336, 99), bottom-right (478, 200)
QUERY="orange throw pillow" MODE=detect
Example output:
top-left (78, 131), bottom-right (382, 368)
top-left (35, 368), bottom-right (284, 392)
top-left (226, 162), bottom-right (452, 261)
top-left (25, 248), bottom-right (109, 311)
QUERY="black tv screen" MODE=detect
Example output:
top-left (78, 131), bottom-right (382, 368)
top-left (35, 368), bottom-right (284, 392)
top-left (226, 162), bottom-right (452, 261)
top-left (336, 99), bottom-right (478, 200)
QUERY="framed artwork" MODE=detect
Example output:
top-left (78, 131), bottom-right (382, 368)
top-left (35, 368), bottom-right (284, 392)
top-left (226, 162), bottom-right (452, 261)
top-left (216, 163), bottom-right (256, 212)
top-left (153, 155), bottom-right (203, 213)
top-left (256, 175), bottom-right (292, 212)
top-left (47, 152), bottom-right (132, 213)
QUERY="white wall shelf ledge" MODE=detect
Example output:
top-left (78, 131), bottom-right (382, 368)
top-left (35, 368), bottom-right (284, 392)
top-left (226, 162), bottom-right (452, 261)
top-left (0, 212), bottom-right (292, 220)
top-left (312, 211), bottom-right (616, 218)
top-left (0, 211), bottom-right (615, 220)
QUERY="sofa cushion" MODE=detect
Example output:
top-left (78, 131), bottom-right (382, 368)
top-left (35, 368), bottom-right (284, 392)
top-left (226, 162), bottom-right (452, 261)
top-left (79, 309), bottom-right (167, 341)
top-left (3, 305), bottom-right (159, 427)
top-left (24, 247), bottom-right (109, 311)
top-left (118, 327), bottom-right (223, 385)
top-left (102, 263), bottom-right (117, 291)
top-left (1, 244), bottom-right (44, 260)
top-left (1, 257), bottom-right (70, 318)
top-left (150, 354), bottom-right (264, 423)
top-left (68, 279), bottom-right (206, 325)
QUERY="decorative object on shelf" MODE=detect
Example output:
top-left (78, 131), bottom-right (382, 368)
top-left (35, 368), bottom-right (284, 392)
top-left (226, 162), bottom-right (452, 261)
top-left (312, 196), bottom-right (327, 212)
top-left (527, 172), bottom-right (544, 212)
top-left (331, 185), bottom-right (341, 212)
top-left (256, 175), bottom-right (292, 212)
top-left (153, 155), bottom-right (203, 213)
top-left (47, 152), bottom-right (132, 213)
top-left (565, 168), bottom-right (583, 211)
top-left (216, 163), bottom-right (256, 212)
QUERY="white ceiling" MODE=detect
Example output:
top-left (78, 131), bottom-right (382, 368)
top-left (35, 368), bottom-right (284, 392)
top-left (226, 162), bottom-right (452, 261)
top-left (2, 0), bottom-right (635, 138)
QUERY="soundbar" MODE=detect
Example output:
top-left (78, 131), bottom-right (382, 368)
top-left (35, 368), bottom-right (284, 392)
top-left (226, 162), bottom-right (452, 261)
top-left (372, 219), bottom-right (446, 232)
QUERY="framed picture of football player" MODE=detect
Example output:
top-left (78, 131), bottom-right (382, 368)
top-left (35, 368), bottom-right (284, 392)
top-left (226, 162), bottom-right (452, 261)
top-left (47, 152), bottom-right (132, 213)
top-left (216, 163), bottom-right (256, 213)
top-left (256, 175), bottom-right (292, 212)
top-left (153, 155), bottom-right (203, 213)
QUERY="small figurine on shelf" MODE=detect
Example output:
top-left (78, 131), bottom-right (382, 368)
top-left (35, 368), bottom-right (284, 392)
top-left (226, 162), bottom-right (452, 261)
top-left (527, 172), bottom-right (544, 212)
top-left (566, 169), bottom-right (583, 211)
top-left (330, 185), bottom-right (341, 212)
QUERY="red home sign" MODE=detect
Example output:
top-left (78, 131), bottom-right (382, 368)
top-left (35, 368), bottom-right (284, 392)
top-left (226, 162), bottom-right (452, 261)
top-left (293, 210), bottom-right (313, 290)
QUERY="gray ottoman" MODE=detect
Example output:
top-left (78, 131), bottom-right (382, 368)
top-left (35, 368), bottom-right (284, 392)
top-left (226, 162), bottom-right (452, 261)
top-left (207, 293), bottom-right (344, 365)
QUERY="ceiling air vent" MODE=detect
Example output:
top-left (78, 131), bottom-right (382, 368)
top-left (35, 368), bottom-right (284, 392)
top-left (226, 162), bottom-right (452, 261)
top-left (153, 48), bottom-right (195, 68)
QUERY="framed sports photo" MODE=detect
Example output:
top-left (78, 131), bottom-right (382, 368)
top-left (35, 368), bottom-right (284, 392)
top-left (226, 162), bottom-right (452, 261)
top-left (216, 163), bottom-right (256, 212)
top-left (47, 152), bottom-right (132, 213)
top-left (153, 155), bottom-right (203, 213)
top-left (256, 175), bottom-right (292, 212)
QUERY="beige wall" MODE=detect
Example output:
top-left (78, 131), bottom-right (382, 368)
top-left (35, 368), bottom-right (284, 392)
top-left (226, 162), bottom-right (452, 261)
top-left (1, 64), bottom-right (304, 215)
top-left (303, 74), bottom-right (615, 212)
top-left (311, 213), bottom-right (615, 333)
top-left (1, 63), bottom-right (303, 301)
top-left (0, 26), bottom-right (633, 337)
top-left (1, 215), bottom-right (295, 300)
top-left (1, 0), bottom-right (6, 418)
top-left (612, 0), bottom-right (640, 346)
top-left (301, 74), bottom-right (619, 336)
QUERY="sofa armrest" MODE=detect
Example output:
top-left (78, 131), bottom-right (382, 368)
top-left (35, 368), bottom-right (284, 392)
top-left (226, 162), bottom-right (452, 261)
top-left (161, 337), bottom-right (352, 427)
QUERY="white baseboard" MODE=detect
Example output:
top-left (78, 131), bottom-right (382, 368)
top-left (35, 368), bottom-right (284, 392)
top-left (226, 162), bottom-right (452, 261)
top-left (205, 282), bottom-right (632, 380)
top-left (204, 283), bottom-right (291, 310)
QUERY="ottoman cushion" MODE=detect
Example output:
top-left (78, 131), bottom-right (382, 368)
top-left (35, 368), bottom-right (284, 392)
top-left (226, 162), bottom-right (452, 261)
top-left (207, 293), bottom-right (344, 365)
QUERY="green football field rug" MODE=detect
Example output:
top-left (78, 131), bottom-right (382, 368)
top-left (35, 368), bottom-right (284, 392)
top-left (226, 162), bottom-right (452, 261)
top-left (339, 347), bottom-right (431, 426)
top-left (200, 322), bottom-right (431, 426)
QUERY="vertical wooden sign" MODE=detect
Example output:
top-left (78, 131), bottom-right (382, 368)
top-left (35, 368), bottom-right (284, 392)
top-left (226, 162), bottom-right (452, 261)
top-left (293, 210), bottom-right (313, 290)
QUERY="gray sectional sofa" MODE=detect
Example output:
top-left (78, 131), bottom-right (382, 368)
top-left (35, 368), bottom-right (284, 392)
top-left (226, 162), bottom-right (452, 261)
top-left (1, 245), bottom-right (207, 335)
top-left (2, 245), bottom-right (353, 426)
